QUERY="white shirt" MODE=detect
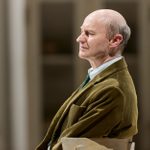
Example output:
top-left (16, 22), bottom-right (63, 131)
top-left (88, 56), bottom-right (123, 81)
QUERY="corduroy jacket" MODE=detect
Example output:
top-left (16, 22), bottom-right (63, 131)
top-left (36, 58), bottom-right (138, 150)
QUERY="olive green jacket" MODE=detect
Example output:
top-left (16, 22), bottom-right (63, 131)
top-left (36, 58), bottom-right (138, 150)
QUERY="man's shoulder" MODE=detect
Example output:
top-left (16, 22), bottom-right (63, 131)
top-left (94, 78), bottom-right (120, 89)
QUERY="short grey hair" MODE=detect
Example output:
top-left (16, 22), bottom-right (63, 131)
top-left (105, 18), bottom-right (131, 51)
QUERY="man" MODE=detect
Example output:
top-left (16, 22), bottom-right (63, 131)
top-left (36, 9), bottom-right (138, 150)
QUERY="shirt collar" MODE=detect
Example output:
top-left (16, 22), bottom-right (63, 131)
top-left (88, 56), bottom-right (123, 80)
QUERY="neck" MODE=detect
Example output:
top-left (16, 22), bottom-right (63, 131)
top-left (89, 55), bottom-right (121, 69)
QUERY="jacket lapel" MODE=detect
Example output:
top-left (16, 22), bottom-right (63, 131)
top-left (51, 82), bottom-right (95, 137)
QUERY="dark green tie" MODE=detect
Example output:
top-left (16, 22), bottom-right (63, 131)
top-left (81, 74), bottom-right (90, 87)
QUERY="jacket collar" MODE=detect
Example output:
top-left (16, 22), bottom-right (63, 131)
top-left (88, 57), bottom-right (127, 86)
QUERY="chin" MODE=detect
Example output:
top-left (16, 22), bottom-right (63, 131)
top-left (78, 54), bottom-right (88, 60)
top-left (79, 52), bottom-right (85, 58)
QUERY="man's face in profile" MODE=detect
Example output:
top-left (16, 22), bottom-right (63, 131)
top-left (76, 14), bottom-right (110, 63)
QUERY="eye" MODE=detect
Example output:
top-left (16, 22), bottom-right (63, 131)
top-left (85, 31), bottom-right (94, 37)
top-left (84, 31), bottom-right (89, 36)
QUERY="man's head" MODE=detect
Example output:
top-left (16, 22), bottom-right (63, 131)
top-left (95, 9), bottom-right (131, 51)
top-left (76, 9), bottom-right (131, 67)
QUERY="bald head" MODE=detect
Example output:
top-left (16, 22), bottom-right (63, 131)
top-left (87, 9), bottom-right (126, 22)
top-left (85, 9), bottom-right (131, 51)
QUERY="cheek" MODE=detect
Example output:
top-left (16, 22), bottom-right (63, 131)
top-left (90, 39), bottom-right (108, 50)
top-left (90, 39), bottom-right (110, 56)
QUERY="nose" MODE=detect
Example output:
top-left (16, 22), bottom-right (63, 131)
top-left (76, 33), bottom-right (86, 43)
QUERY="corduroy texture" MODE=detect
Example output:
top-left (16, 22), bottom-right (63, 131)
top-left (35, 58), bottom-right (138, 150)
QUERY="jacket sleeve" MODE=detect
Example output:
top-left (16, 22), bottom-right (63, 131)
top-left (60, 87), bottom-right (124, 138)
top-left (52, 87), bottom-right (124, 150)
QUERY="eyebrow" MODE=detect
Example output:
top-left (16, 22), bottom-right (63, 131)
top-left (80, 26), bottom-right (95, 33)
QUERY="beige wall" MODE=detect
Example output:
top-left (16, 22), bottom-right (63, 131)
top-left (138, 0), bottom-right (150, 149)
top-left (0, 0), bottom-right (8, 149)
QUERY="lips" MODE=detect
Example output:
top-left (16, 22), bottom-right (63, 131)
top-left (80, 45), bottom-right (88, 50)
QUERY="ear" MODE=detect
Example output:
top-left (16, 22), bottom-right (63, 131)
top-left (109, 34), bottom-right (123, 49)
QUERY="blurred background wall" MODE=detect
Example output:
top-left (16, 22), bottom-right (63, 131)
top-left (0, 0), bottom-right (150, 150)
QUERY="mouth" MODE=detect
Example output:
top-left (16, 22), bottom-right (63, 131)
top-left (80, 46), bottom-right (88, 50)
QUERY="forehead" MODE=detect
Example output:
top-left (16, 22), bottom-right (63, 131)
top-left (81, 14), bottom-right (106, 31)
